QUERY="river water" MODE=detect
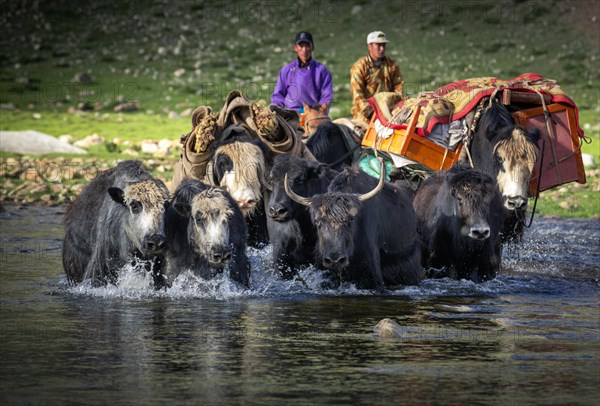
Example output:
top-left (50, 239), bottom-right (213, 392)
top-left (0, 205), bottom-right (598, 405)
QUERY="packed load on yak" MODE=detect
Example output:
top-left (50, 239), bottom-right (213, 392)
top-left (362, 73), bottom-right (588, 197)
top-left (172, 89), bottom-right (315, 190)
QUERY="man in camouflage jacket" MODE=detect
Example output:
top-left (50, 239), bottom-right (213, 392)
top-left (350, 31), bottom-right (404, 125)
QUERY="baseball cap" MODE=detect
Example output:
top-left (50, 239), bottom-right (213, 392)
top-left (367, 31), bottom-right (389, 44)
top-left (295, 31), bottom-right (313, 45)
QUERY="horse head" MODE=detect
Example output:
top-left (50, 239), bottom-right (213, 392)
top-left (492, 126), bottom-right (540, 211)
top-left (303, 102), bottom-right (331, 137)
top-left (473, 102), bottom-right (541, 212)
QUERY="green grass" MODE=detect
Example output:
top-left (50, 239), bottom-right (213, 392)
top-left (1, 0), bottom-right (598, 216)
top-left (0, 110), bottom-right (190, 145)
top-left (535, 187), bottom-right (599, 219)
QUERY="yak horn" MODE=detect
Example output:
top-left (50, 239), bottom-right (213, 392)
top-left (358, 158), bottom-right (386, 202)
top-left (284, 173), bottom-right (312, 206)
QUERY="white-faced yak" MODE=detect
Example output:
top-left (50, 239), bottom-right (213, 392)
top-left (161, 179), bottom-right (250, 288)
top-left (413, 164), bottom-right (504, 282)
top-left (62, 160), bottom-right (170, 286)
top-left (207, 136), bottom-right (270, 248)
top-left (285, 159), bottom-right (422, 291)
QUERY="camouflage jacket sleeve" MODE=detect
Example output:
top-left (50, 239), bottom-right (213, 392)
top-left (350, 58), bottom-right (373, 121)
top-left (390, 60), bottom-right (404, 94)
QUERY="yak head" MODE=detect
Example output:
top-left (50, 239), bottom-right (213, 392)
top-left (446, 166), bottom-right (500, 240)
top-left (210, 140), bottom-right (266, 217)
top-left (174, 185), bottom-right (235, 268)
top-left (108, 179), bottom-right (169, 256)
top-left (285, 159), bottom-right (385, 270)
top-left (268, 155), bottom-right (335, 222)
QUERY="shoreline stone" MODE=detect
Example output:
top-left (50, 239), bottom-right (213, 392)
top-left (0, 131), bottom-right (87, 155)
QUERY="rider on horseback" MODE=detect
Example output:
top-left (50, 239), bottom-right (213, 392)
top-left (271, 31), bottom-right (333, 116)
top-left (350, 31), bottom-right (404, 127)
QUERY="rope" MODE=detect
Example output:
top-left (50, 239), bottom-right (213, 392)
top-left (486, 88), bottom-right (500, 110)
top-left (462, 101), bottom-right (485, 169)
top-left (463, 141), bottom-right (475, 168)
top-left (325, 143), bottom-right (362, 168)
top-left (524, 138), bottom-right (545, 228)
top-left (304, 115), bottom-right (331, 133)
top-left (440, 102), bottom-right (455, 170)
top-left (531, 87), bottom-right (562, 184)
top-left (519, 87), bottom-right (558, 230)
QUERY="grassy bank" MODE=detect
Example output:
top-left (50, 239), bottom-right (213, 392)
top-left (1, 0), bottom-right (598, 216)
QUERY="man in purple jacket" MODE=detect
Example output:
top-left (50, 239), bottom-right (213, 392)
top-left (271, 31), bottom-right (333, 113)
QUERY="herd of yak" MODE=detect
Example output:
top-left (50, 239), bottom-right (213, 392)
top-left (62, 101), bottom-right (541, 291)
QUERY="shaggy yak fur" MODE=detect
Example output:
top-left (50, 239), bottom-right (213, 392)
top-left (469, 101), bottom-right (540, 243)
top-left (267, 155), bottom-right (339, 277)
top-left (288, 165), bottom-right (422, 291)
top-left (161, 179), bottom-right (250, 288)
top-left (62, 160), bottom-right (169, 286)
top-left (413, 164), bottom-right (504, 282)
top-left (208, 136), bottom-right (270, 248)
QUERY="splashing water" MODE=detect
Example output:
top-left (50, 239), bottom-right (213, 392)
top-left (43, 211), bottom-right (596, 301)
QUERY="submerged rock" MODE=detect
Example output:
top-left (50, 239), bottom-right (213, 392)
top-left (373, 318), bottom-right (405, 338)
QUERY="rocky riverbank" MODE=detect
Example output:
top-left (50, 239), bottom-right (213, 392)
top-left (1, 156), bottom-right (598, 218)
top-left (0, 156), bottom-right (176, 205)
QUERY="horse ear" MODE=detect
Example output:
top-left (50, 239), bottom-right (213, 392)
top-left (302, 102), bottom-right (309, 111)
top-left (529, 127), bottom-right (541, 144)
top-left (315, 163), bottom-right (330, 176)
top-left (212, 153), bottom-right (227, 186)
top-left (108, 187), bottom-right (125, 205)
top-left (173, 202), bottom-right (192, 217)
top-left (319, 102), bottom-right (329, 113)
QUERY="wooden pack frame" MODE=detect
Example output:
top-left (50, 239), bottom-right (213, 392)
top-left (511, 103), bottom-right (586, 196)
top-left (361, 105), bottom-right (463, 171)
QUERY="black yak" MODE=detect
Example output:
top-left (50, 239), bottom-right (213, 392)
top-left (161, 179), bottom-right (250, 288)
top-left (413, 164), bottom-right (504, 282)
top-left (285, 159), bottom-right (422, 291)
top-left (62, 160), bottom-right (169, 286)
top-left (267, 155), bottom-right (338, 277)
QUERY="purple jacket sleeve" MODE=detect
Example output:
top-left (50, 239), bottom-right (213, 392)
top-left (271, 67), bottom-right (287, 107)
top-left (318, 67), bottom-right (333, 107)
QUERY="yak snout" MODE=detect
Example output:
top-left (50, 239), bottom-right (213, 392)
top-left (468, 224), bottom-right (491, 240)
top-left (236, 198), bottom-right (257, 210)
top-left (268, 203), bottom-right (288, 221)
top-left (143, 234), bottom-right (166, 253)
top-left (505, 195), bottom-right (527, 211)
top-left (209, 245), bottom-right (232, 265)
top-left (323, 251), bottom-right (349, 270)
